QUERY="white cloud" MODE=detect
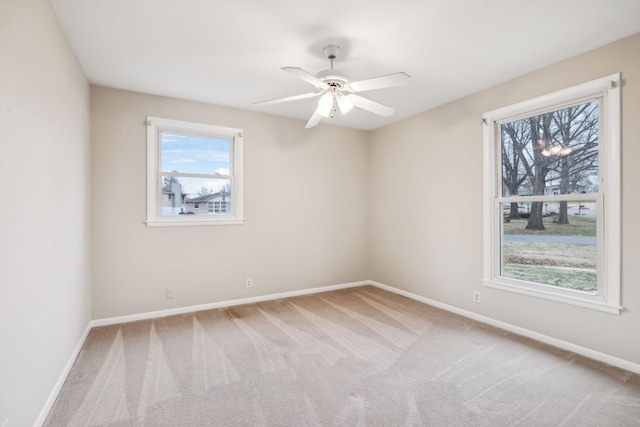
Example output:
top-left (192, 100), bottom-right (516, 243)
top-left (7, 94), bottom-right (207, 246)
top-left (169, 158), bottom-right (196, 164)
top-left (178, 177), bottom-right (228, 197)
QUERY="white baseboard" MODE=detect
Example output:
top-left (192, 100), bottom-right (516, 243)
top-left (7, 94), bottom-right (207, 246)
top-left (91, 280), bottom-right (368, 328)
top-left (38, 280), bottom-right (366, 425)
top-left (367, 280), bottom-right (640, 375)
top-left (39, 278), bottom-right (640, 426)
top-left (34, 323), bottom-right (92, 427)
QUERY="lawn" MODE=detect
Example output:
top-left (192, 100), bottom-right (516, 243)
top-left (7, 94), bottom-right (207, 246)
top-left (501, 213), bottom-right (597, 292)
top-left (502, 242), bottom-right (597, 292)
top-left (502, 264), bottom-right (597, 292)
top-left (503, 215), bottom-right (596, 236)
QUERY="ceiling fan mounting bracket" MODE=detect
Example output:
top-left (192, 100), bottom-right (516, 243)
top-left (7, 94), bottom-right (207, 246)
top-left (323, 45), bottom-right (340, 61)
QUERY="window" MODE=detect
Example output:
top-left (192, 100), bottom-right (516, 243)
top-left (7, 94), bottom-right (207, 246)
top-left (216, 201), bottom-right (229, 213)
top-left (146, 117), bottom-right (244, 226)
top-left (482, 74), bottom-right (621, 314)
top-left (206, 201), bottom-right (229, 214)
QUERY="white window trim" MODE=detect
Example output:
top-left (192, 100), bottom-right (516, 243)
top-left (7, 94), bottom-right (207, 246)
top-left (145, 116), bottom-right (244, 227)
top-left (482, 74), bottom-right (621, 314)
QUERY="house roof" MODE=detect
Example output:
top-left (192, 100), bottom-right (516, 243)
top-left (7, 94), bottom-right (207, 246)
top-left (185, 191), bottom-right (229, 203)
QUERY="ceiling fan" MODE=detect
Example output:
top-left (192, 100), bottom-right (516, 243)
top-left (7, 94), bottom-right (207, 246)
top-left (253, 45), bottom-right (411, 128)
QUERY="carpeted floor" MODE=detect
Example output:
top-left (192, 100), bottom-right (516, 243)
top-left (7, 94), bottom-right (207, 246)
top-left (45, 286), bottom-right (640, 426)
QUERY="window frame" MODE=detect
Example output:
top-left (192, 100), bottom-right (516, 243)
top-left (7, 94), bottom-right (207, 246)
top-left (482, 74), bottom-right (621, 314)
top-left (145, 116), bottom-right (244, 227)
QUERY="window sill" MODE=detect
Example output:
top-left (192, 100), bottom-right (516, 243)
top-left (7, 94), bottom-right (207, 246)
top-left (145, 218), bottom-right (245, 227)
top-left (482, 279), bottom-right (622, 315)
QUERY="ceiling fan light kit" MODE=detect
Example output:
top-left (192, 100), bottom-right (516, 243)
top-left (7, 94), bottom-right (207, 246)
top-left (254, 45), bottom-right (410, 128)
top-left (317, 92), bottom-right (334, 117)
top-left (336, 94), bottom-right (353, 114)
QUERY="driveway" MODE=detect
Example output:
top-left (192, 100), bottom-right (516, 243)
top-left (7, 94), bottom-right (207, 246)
top-left (503, 234), bottom-right (597, 245)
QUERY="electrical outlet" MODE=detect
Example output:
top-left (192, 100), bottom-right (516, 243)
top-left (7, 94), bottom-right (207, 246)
top-left (166, 287), bottom-right (174, 299)
top-left (246, 278), bottom-right (253, 288)
top-left (473, 291), bottom-right (480, 303)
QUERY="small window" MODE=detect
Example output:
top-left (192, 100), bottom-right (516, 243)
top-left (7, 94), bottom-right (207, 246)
top-left (146, 117), bottom-right (244, 226)
top-left (214, 201), bottom-right (229, 214)
top-left (482, 74), bottom-right (621, 314)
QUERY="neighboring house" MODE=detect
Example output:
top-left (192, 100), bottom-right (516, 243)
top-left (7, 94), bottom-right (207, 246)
top-left (162, 181), bottom-right (187, 215)
top-left (184, 190), bottom-right (231, 215)
top-left (544, 183), bottom-right (592, 195)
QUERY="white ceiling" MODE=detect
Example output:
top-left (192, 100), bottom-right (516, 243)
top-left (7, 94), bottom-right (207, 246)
top-left (50, 0), bottom-right (640, 130)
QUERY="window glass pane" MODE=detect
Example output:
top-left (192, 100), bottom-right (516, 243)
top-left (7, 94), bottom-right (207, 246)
top-left (160, 175), bottom-right (231, 216)
top-left (500, 201), bottom-right (597, 292)
top-left (160, 132), bottom-right (231, 175)
top-left (500, 101), bottom-right (599, 197)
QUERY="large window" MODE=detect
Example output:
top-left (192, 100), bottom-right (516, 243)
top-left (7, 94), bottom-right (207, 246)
top-left (146, 117), bottom-right (244, 226)
top-left (482, 74), bottom-right (621, 314)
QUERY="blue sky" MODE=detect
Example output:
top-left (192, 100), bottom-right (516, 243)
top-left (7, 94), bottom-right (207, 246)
top-left (161, 132), bottom-right (231, 196)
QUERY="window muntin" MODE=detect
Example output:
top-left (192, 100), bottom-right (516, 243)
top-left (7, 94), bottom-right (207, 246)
top-left (146, 117), bottom-right (243, 226)
top-left (482, 74), bottom-right (621, 314)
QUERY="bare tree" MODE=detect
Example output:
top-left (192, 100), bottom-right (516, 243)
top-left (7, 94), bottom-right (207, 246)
top-left (501, 121), bottom-right (530, 219)
top-left (525, 113), bottom-right (555, 230)
top-left (549, 101), bottom-right (599, 224)
top-left (498, 101), bottom-right (599, 230)
top-left (221, 183), bottom-right (230, 197)
top-left (198, 186), bottom-right (214, 196)
top-left (162, 174), bottom-right (181, 192)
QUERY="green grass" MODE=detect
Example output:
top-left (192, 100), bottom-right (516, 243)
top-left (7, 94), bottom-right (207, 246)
top-left (503, 242), bottom-right (596, 268)
top-left (502, 242), bottom-right (597, 292)
top-left (501, 203), bottom-right (598, 291)
top-left (503, 215), bottom-right (596, 236)
top-left (502, 264), bottom-right (597, 292)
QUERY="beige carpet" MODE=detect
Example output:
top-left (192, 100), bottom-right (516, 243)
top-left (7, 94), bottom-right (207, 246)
top-left (45, 286), bottom-right (640, 426)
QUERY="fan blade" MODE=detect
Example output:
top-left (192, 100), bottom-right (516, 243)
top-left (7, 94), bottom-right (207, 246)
top-left (282, 67), bottom-right (329, 90)
top-left (305, 111), bottom-right (323, 129)
top-left (347, 94), bottom-right (395, 117)
top-left (253, 91), bottom-right (322, 106)
top-left (347, 72), bottom-right (410, 93)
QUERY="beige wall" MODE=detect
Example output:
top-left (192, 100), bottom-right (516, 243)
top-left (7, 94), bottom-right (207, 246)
top-left (2, 5), bottom-right (637, 421)
top-left (90, 87), bottom-right (370, 319)
top-left (92, 34), bottom-right (640, 367)
top-left (369, 33), bottom-right (640, 364)
top-left (0, 0), bottom-right (91, 425)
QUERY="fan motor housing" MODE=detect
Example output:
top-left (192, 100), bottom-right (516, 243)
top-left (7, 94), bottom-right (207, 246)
top-left (316, 69), bottom-right (350, 90)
